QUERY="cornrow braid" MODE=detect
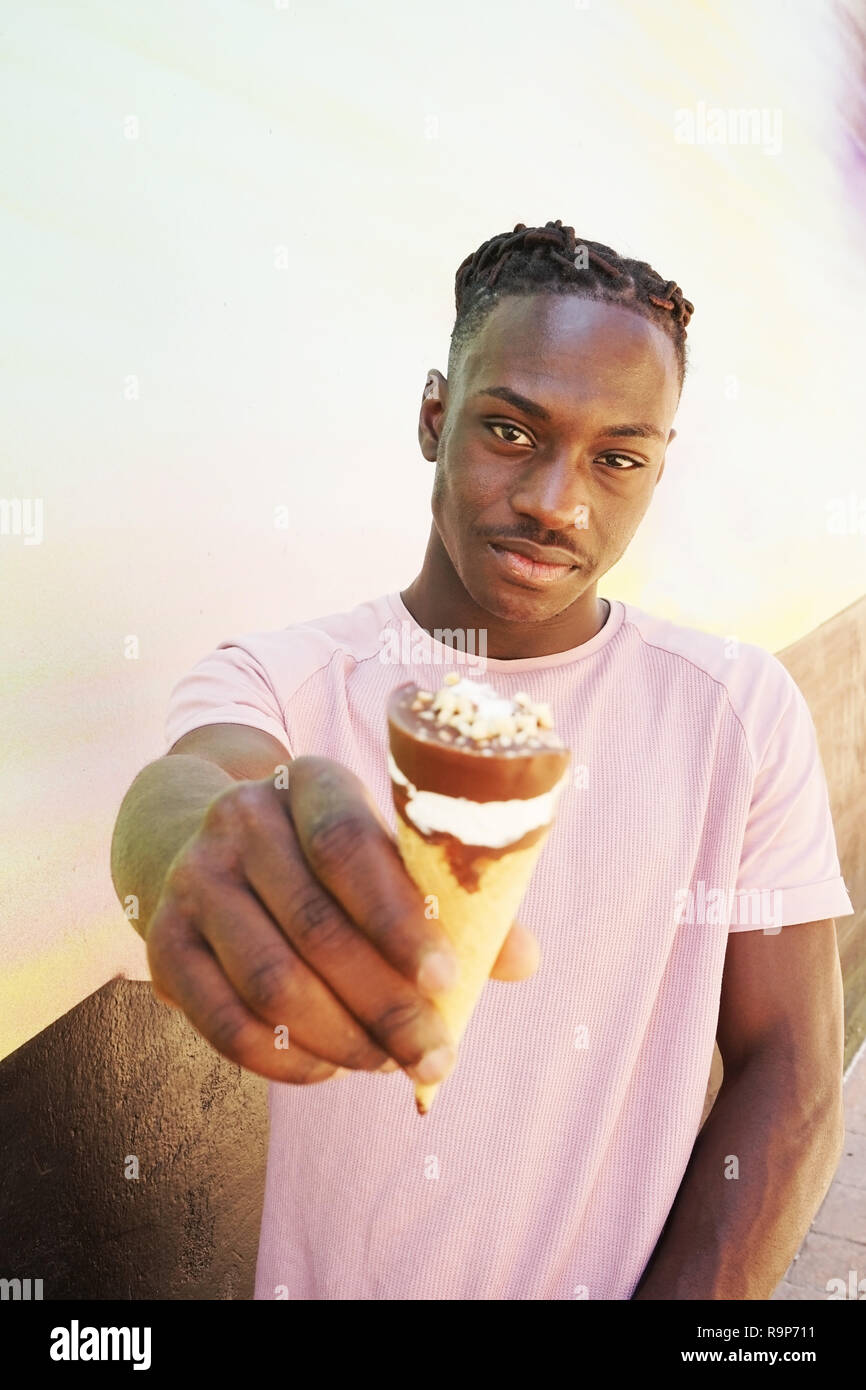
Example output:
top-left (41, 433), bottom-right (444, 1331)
top-left (449, 219), bottom-right (694, 392)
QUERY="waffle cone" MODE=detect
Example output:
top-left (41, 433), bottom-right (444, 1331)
top-left (395, 815), bottom-right (551, 1115)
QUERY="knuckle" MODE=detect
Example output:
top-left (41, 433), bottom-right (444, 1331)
top-left (291, 891), bottom-right (345, 949)
top-left (303, 810), bottom-right (367, 872)
top-left (201, 789), bottom-right (237, 834)
top-left (204, 782), bottom-right (264, 835)
top-left (228, 780), bottom-right (269, 826)
top-left (242, 953), bottom-right (294, 1014)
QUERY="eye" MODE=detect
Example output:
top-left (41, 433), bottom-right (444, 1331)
top-left (597, 454), bottom-right (647, 470)
top-left (488, 422), bottom-right (534, 447)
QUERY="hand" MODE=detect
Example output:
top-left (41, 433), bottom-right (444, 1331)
top-left (147, 756), bottom-right (539, 1088)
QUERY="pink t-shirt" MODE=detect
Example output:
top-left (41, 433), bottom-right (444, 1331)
top-left (163, 591), bottom-right (854, 1300)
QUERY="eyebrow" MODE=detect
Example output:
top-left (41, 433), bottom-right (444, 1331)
top-left (473, 386), bottom-right (666, 442)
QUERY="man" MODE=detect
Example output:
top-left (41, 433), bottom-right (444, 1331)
top-left (111, 220), bottom-right (853, 1300)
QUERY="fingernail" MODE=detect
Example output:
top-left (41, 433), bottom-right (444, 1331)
top-left (417, 951), bottom-right (459, 995)
top-left (409, 1044), bottom-right (456, 1085)
top-left (378, 1059), bottom-right (400, 1073)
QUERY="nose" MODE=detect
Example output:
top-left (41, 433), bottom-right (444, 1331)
top-left (508, 451), bottom-right (589, 534)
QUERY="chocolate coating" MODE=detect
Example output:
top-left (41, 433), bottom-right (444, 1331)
top-left (387, 682), bottom-right (570, 802)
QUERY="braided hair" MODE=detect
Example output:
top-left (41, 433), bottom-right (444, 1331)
top-left (449, 220), bottom-right (694, 393)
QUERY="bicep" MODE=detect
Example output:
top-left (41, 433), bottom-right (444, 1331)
top-left (168, 723), bottom-right (292, 782)
top-left (716, 919), bottom-right (844, 1086)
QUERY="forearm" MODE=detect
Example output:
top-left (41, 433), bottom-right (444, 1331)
top-left (633, 1053), bottom-right (845, 1300)
top-left (110, 754), bottom-right (234, 940)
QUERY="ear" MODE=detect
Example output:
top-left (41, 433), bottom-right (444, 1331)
top-left (418, 369), bottom-right (448, 461)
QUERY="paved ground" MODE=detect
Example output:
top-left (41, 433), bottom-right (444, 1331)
top-left (771, 1040), bottom-right (866, 1300)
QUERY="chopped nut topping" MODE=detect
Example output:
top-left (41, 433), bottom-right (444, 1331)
top-left (432, 690), bottom-right (456, 713)
top-left (408, 677), bottom-right (561, 753)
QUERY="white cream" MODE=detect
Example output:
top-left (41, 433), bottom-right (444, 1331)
top-left (388, 752), bottom-right (566, 848)
top-left (446, 678), bottom-right (517, 722)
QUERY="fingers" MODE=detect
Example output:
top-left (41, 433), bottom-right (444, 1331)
top-left (285, 758), bottom-right (460, 992)
top-left (147, 916), bottom-right (345, 1085)
top-left (489, 921), bottom-right (541, 982)
top-left (228, 766), bottom-right (459, 1083)
top-left (195, 877), bottom-right (392, 1071)
top-left (149, 765), bottom-right (462, 1090)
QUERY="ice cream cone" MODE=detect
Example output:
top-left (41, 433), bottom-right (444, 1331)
top-left (387, 675), bottom-right (570, 1114)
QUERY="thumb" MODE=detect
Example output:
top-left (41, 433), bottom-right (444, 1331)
top-left (489, 920), bottom-right (540, 981)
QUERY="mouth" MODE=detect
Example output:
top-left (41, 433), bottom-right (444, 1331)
top-left (487, 540), bottom-right (580, 588)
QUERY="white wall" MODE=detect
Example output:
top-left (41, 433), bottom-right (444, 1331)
top-left (2, 0), bottom-right (864, 1057)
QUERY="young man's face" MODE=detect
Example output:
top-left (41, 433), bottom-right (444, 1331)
top-left (419, 293), bottom-right (681, 624)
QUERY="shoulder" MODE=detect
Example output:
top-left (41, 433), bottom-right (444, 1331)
top-left (619, 601), bottom-right (804, 769)
top-left (199, 591), bottom-right (397, 703)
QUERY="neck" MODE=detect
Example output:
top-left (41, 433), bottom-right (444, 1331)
top-left (401, 527), bottom-right (609, 660)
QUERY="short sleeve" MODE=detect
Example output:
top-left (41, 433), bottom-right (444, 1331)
top-left (163, 641), bottom-right (294, 758)
top-left (730, 663), bottom-right (854, 931)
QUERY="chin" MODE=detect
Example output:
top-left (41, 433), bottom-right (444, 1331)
top-left (467, 573), bottom-right (586, 625)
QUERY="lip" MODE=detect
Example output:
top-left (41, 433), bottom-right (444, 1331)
top-left (487, 540), bottom-right (579, 588)
top-left (491, 538), bottom-right (578, 567)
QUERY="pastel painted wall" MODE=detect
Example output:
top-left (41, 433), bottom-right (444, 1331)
top-left (2, 0), bottom-right (864, 1057)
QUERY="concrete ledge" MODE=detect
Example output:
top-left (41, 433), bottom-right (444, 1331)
top-left (777, 594), bottom-right (866, 1069)
top-left (0, 979), bottom-right (267, 1300)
